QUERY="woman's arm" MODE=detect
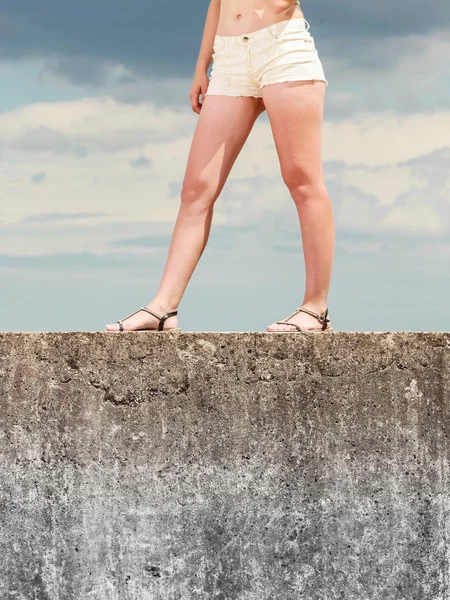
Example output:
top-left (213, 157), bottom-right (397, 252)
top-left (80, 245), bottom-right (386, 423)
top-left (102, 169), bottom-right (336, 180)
top-left (190, 0), bottom-right (221, 114)
top-left (195, 0), bottom-right (221, 74)
top-left (263, 0), bottom-right (298, 15)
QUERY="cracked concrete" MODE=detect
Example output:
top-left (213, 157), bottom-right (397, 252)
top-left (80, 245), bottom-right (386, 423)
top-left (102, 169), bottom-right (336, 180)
top-left (0, 332), bottom-right (449, 599)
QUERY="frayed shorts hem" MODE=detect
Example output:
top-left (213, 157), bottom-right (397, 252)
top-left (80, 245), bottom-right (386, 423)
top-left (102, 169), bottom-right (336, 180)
top-left (205, 77), bottom-right (328, 99)
top-left (261, 76), bottom-right (328, 88)
top-left (205, 92), bottom-right (264, 98)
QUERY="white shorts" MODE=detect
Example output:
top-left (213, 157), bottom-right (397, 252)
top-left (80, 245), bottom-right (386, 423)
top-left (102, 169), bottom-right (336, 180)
top-left (205, 17), bottom-right (328, 98)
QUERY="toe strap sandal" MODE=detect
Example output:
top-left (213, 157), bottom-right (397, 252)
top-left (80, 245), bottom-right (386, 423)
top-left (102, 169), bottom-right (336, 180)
top-left (275, 307), bottom-right (333, 333)
top-left (117, 306), bottom-right (181, 332)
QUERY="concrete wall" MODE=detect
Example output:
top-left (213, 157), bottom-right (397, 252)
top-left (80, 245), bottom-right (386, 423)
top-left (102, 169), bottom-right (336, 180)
top-left (0, 331), bottom-right (449, 600)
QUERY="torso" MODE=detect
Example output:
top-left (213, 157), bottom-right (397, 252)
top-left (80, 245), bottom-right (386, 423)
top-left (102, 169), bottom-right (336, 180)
top-left (216, 0), bottom-right (304, 36)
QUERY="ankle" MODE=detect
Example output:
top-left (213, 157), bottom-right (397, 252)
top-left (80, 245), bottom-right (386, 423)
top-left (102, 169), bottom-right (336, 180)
top-left (301, 299), bottom-right (328, 315)
top-left (148, 298), bottom-right (179, 315)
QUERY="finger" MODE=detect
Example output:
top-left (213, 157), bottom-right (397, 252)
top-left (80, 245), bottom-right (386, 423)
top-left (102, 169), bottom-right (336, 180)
top-left (188, 94), bottom-right (196, 112)
top-left (190, 94), bottom-right (201, 114)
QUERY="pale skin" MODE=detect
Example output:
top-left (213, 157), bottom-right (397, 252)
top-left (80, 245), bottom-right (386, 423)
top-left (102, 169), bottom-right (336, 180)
top-left (106, 0), bottom-right (335, 332)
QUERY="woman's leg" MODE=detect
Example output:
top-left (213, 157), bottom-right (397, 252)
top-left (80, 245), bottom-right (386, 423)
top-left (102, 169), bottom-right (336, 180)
top-left (261, 80), bottom-right (335, 331)
top-left (106, 94), bottom-right (265, 331)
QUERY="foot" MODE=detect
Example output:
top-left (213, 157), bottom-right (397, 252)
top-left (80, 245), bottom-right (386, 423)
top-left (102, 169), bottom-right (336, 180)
top-left (105, 302), bottom-right (179, 332)
top-left (266, 303), bottom-right (330, 332)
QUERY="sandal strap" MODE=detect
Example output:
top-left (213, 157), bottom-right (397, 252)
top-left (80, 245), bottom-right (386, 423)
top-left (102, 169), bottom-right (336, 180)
top-left (117, 307), bottom-right (153, 332)
top-left (141, 307), bottom-right (178, 331)
top-left (118, 306), bottom-right (176, 332)
top-left (116, 307), bottom-right (178, 332)
top-left (140, 306), bottom-right (162, 321)
top-left (156, 310), bottom-right (178, 331)
top-left (284, 307), bottom-right (302, 321)
top-left (298, 307), bottom-right (330, 330)
top-left (278, 307), bottom-right (330, 332)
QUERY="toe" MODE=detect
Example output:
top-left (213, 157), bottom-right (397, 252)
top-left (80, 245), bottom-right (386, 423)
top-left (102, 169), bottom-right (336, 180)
top-left (266, 322), bottom-right (293, 331)
top-left (105, 323), bottom-right (120, 332)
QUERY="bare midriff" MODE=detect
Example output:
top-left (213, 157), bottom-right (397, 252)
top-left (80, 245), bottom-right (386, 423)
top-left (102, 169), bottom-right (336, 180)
top-left (216, 0), bottom-right (304, 36)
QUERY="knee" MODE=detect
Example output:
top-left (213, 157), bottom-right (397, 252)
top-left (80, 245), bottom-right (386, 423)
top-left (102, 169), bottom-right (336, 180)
top-left (282, 168), bottom-right (327, 204)
top-left (180, 176), bottom-right (217, 213)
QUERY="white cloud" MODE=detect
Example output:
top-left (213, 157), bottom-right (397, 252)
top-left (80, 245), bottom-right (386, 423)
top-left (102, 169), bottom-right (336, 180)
top-left (1, 96), bottom-right (450, 258)
top-left (323, 111), bottom-right (450, 166)
top-left (380, 200), bottom-right (444, 235)
top-left (0, 97), bottom-right (194, 153)
top-left (323, 26), bottom-right (450, 114)
top-left (331, 165), bottom-right (427, 207)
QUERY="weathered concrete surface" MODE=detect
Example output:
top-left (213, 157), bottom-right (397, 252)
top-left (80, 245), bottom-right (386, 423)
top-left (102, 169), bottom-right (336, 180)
top-left (0, 331), bottom-right (449, 600)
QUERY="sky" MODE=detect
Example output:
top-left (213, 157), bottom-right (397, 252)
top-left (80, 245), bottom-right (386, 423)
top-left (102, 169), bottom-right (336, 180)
top-left (1, 0), bottom-right (450, 333)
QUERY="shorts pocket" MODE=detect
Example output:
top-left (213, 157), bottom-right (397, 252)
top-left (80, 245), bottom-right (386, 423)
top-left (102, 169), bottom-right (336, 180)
top-left (274, 34), bottom-right (317, 55)
top-left (272, 24), bottom-right (314, 44)
top-left (276, 31), bottom-right (314, 43)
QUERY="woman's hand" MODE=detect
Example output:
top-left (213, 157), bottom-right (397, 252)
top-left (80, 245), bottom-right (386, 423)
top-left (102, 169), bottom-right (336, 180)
top-left (189, 69), bottom-right (210, 114)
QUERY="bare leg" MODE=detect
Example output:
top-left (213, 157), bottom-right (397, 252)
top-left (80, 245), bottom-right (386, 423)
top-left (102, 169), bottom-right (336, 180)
top-left (106, 94), bottom-right (265, 331)
top-left (261, 80), bottom-right (335, 331)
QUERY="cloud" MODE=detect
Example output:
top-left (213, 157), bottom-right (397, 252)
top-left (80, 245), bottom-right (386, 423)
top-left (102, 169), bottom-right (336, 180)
top-left (1, 0), bottom-right (449, 118)
top-left (30, 172), bottom-right (46, 184)
top-left (379, 148), bottom-right (450, 236)
top-left (0, 96), bottom-right (449, 264)
top-left (313, 0), bottom-right (450, 38)
top-left (23, 212), bottom-right (108, 223)
top-left (1, 3), bottom-right (449, 333)
top-left (327, 146), bottom-right (450, 238)
top-left (130, 155), bottom-right (152, 169)
top-left (0, 2), bottom-right (203, 79)
top-left (0, 249), bottom-right (173, 275)
top-left (0, 97), bottom-right (194, 154)
top-left (322, 112), bottom-right (450, 166)
top-left (109, 233), bottom-right (171, 249)
top-left (322, 29), bottom-right (450, 115)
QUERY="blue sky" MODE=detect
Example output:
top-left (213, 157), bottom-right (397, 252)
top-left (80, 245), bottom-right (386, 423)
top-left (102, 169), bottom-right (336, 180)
top-left (1, 0), bottom-right (450, 332)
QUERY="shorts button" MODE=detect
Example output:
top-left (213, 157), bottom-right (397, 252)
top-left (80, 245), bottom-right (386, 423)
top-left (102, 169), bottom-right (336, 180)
top-left (243, 36), bottom-right (249, 41)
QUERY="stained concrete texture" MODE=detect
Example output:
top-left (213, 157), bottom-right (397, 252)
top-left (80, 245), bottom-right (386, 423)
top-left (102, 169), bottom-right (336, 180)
top-left (0, 331), bottom-right (449, 600)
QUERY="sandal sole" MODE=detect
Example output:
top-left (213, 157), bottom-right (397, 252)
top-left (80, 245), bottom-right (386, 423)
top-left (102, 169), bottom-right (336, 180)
top-left (129, 328), bottom-right (182, 333)
top-left (267, 327), bottom-right (334, 334)
top-left (106, 328), bottom-right (182, 333)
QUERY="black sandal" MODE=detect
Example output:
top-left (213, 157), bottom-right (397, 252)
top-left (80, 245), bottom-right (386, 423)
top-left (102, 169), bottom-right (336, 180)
top-left (270, 306), bottom-right (332, 333)
top-left (115, 307), bottom-right (181, 332)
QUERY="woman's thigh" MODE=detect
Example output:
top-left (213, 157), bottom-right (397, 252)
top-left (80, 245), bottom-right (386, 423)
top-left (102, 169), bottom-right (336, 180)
top-left (182, 94), bottom-right (265, 199)
top-left (260, 80), bottom-right (326, 187)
